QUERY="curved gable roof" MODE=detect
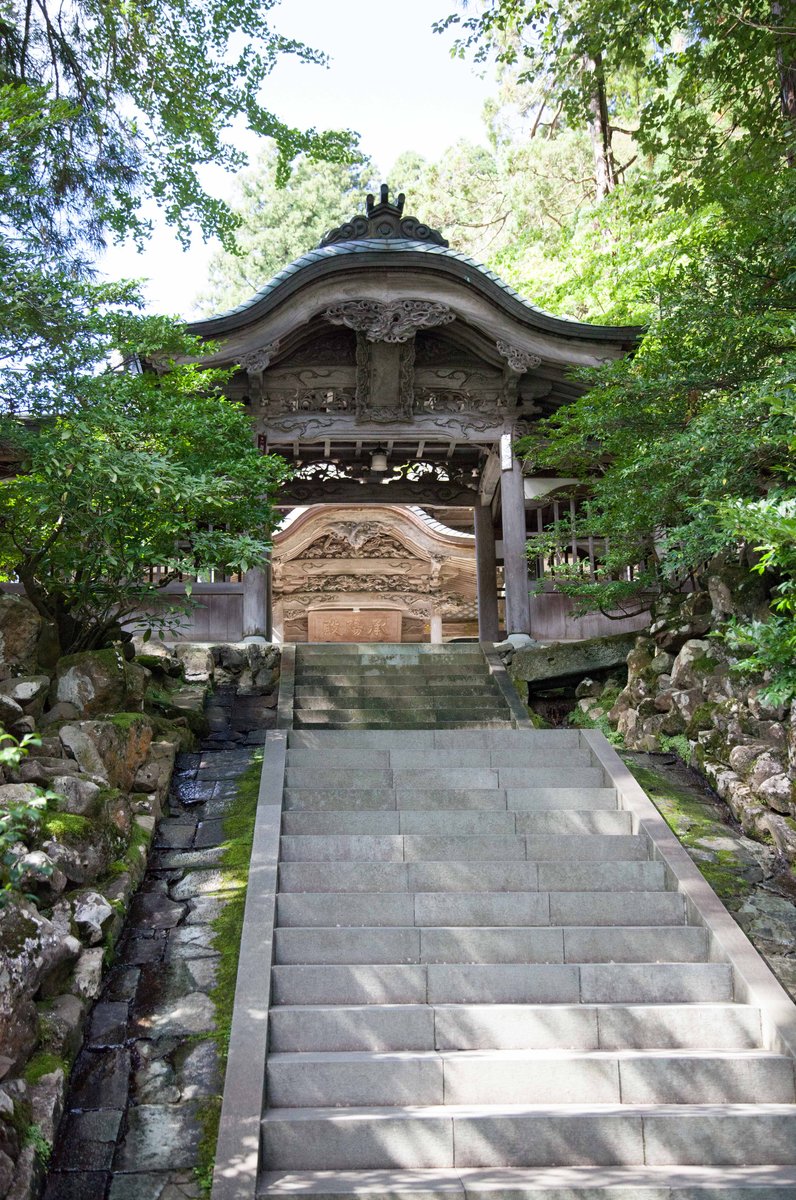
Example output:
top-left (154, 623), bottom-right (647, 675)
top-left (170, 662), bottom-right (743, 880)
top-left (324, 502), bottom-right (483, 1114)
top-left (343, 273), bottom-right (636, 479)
top-left (189, 236), bottom-right (640, 350)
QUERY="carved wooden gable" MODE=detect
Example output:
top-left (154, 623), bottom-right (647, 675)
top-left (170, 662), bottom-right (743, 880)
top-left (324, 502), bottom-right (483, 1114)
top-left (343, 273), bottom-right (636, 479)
top-left (298, 526), bottom-right (414, 560)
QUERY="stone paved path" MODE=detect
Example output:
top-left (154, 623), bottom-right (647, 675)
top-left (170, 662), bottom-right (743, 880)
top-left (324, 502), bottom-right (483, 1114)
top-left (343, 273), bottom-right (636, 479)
top-left (42, 686), bottom-right (267, 1200)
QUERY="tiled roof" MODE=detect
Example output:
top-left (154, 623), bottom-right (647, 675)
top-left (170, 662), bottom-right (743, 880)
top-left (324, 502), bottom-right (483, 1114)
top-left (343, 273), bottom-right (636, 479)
top-left (205, 238), bottom-right (583, 326)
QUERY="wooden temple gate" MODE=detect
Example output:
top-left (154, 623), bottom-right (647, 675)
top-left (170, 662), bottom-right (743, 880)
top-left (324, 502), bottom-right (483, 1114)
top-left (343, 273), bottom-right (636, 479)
top-left (179, 187), bottom-right (646, 644)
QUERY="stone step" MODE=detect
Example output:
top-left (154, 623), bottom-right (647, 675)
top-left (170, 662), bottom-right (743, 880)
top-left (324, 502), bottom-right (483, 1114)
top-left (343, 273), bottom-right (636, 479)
top-left (284, 749), bottom-right (594, 768)
top-left (295, 676), bottom-right (499, 686)
top-left (260, 1103), bottom-right (796, 1170)
top-left (277, 860), bottom-right (666, 894)
top-left (289, 730), bottom-right (583, 747)
top-left (281, 810), bottom-right (634, 836)
top-left (294, 684), bottom-right (502, 697)
top-left (294, 698), bottom-right (509, 714)
top-left (283, 748), bottom-right (595, 768)
top-left (279, 834), bottom-right (648, 863)
top-left (270, 963), bottom-right (732, 1006)
top-left (288, 731), bottom-right (582, 749)
top-left (257, 1164), bottom-right (796, 1199)
top-left (282, 789), bottom-right (620, 813)
top-left (294, 714), bottom-right (515, 731)
top-left (284, 768), bottom-right (605, 791)
top-left (276, 890), bottom-right (686, 929)
top-left (268, 1003), bottom-right (764, 1053)
top-left (296, 646), bottom-right (486, 658)
top-left (266, 1049), bottom-right (796, 1109)
top-left (273, 924), bottom-right (709, 965)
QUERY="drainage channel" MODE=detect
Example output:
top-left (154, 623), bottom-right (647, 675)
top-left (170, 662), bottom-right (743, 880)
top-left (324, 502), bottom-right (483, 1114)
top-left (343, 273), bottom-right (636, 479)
top-left (42, 684), bottom-right (270, 1200)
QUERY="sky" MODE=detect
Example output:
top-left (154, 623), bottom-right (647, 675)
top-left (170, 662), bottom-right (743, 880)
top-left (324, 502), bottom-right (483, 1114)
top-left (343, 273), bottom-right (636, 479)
top-left (98, 0), bottom-right (495, 318)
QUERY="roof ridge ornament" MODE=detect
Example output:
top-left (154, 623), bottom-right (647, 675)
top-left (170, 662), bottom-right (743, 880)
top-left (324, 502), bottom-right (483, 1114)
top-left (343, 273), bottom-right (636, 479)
top-left (319, 184), bottom-right (449, 248)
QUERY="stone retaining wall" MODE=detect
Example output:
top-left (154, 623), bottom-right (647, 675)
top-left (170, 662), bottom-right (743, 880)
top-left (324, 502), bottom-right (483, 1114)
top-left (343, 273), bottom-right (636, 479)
top-left (578, 589), bottom-right (796, 863)
top-left (0, 592), bottom-right (279, 1200)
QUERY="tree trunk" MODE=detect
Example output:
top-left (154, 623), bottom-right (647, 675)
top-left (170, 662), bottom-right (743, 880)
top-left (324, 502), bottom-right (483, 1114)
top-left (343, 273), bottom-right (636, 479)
top-left (585, 53), bottom-right (616, 200)
top-left (771, 2), bottom-right (796, 163)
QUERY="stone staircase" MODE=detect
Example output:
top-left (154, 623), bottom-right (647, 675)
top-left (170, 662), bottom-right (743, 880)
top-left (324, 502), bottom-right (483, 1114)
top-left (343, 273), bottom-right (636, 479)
top-left (293, 644), bottom-right (515, 729)
top-left (246, 647), bottom-right (796, 1199)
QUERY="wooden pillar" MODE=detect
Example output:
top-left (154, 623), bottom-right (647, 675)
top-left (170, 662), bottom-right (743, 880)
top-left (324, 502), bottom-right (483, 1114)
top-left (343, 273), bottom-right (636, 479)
top-left (500, 447), bottom-right (531, 636)
top-left (474, 503), bottom-right (500, 642)
top-left (429, 612), bottom-right (443, 644)
top-left (242, 562), bottom-right (272, 641)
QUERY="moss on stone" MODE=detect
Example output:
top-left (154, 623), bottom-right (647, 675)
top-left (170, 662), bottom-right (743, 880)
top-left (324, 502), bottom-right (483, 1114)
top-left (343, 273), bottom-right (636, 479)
top-left (23, 1051), bottom-right (66, 1085)
top-left (41, 812), bottom-right (92, 843)
top-left (686, 703), bottom-right (718, 736)
top-left (108, 712), bottom-right (151, 732)
top-left (623, 758), bottom-right (758, 911)
top-left (192, 750), bottom-right (263, 1194)
top-left (691, 654), bottom-right (720, 674)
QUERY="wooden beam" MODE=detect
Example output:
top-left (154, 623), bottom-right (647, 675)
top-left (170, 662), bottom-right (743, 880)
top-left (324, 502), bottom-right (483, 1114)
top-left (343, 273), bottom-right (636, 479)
top-left (277, 479), bottom-right (479, 507)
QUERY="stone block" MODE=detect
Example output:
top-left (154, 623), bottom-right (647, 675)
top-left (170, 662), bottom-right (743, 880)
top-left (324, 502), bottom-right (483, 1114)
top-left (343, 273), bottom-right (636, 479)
top-left (514, 811), bottom-right (632, 835)
top-left (275, 927), bottom-right (421, 965)
top-left (419, 927), bottom-right (564, 965)
top-left (579, 962), bottom-right (732, 1003)
top-left (399, 812), bottom-right (516, 835)
top-left (286, 769), bottom-right (394, 790)
top-left (407, 863), bottom-right (539, 893)
top-left (442, 1050), bottom-right (620, 1104)
top-left (549, 892), bottom-right (684, 927)
top-left (433, 1004), bottom-right (599, 1051)
top-left (283, 811), bottom-right (401, 835)
top-left (269, 1004), bottom-right (435, 1053)
top-left (279, 862), bottom-right (409, 892)
top-left (451, 1110), bottom-right (644, 1167)
top-left (402, 836), bottom-right (526, 862)
top-left (536, 861), bottom-right (666, 892)
top-left (286, 750), bottom-right (391, 767)
top-left (395, 790), bottom-right (507, 812)
top-left (261, 1109), bottom-right (454, 1170)
top-left (506, 788), bottom-right (617, 811)
top-left (617, 1052), bottom-right (795, 1104)
top-left (596, 1004), bottom-right (762, 1050)
top-left (280, 835), bottom-right (405, 862)
top-left (277, 893), bottom-right (415, 928)
top-left (498, 767), bottom-right (604, 788)
top-left (426, 963), bottom-right (579, 1004)
top-left (414, 892), bottom-right (548, 928)
top-left (562, 925), bottom-right (708, 963)
top-left (523, 834), bottom-right (647, 861)
top-left (641, 1107), bottom-right (796, 1165)
top-left (284, 789), bottom-right (396, 811)
top-left (267, 1052), bottom-right (444, 1108)
top-left (393, 769), bottom-right (499, 791)
top-left (271, 964), bottom-right (427, 1005)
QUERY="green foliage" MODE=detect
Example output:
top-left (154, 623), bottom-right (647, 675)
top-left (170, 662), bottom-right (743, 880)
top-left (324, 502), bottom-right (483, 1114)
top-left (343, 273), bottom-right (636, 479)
top-left (22, 1122), bottom-right (51, 1166)
top-left (0, 730), bottom-right (50, 906)
top-left (0, 0), bottom-right (349, 655)
top-left (0, 336), bottom-right (290, 651)
top-left (568, 703), bottom-right (623, 746)
top-left (437, 1), bottom-right (795, 201)
top-left (0, 1), bottom-right (356, 255)
top-left (517, 167), bottom-right (796, 617)
top-left (659, 734), bottom-right (691, 763)
top-left (719, 494), bottom-right (796, 703)
top-left (201, 151), bottom-right (375, 313)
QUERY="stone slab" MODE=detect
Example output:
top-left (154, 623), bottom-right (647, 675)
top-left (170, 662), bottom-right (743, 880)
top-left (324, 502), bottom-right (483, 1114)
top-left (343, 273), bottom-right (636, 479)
top-left (269, 1005), bottom-right (436, 1053)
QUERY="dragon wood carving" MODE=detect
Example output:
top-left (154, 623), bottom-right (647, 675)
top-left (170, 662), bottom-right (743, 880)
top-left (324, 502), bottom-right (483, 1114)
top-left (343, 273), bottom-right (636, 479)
top-left (324, 300), bottom-right (455, 344)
